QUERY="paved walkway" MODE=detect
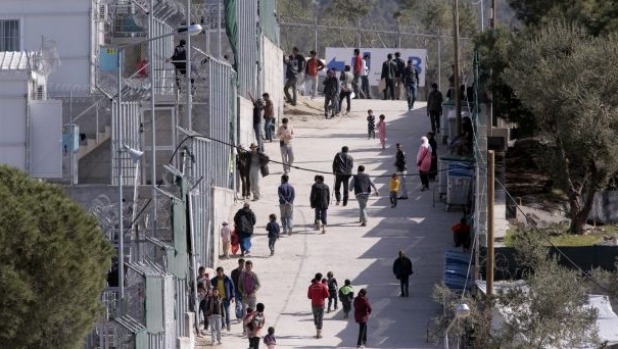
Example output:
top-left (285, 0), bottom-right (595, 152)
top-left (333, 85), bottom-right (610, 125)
top-left (197, 98), bottom-right (463, 348)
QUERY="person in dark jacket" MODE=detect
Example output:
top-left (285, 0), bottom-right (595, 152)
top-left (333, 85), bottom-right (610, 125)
top-left (332, 146), bottom-right (354, 206)
top-left (278, 174), bottom-right (295, 236)
top-left (233, 202), bottom-right (257, 256)
top-left (210, 266), bottom-right (236, 332)
top-left (230, 259), bottom-right (245, 321)
top-left (427, 83), bottom-right (443, 134)
top-left (323, 69), bottom-right (340, 118)
top-left (349, 165), bottom-right (378, 227)
top-left (427, 132), bottom-right (438, 181)
top-left (392, 250), bottom-right (413, 297)
top-left (236, 145), bottom-right (252, 200)
top-left (284, 54), bottom-right (298, 105)
top-left (394, 143), bottom-right (409, 199)
top-left (353, 288), bottom-right (372, 348)
top-left (381, 54), bottom-right (397, 100)
top-left (310, 175), bottom-right (330, 234)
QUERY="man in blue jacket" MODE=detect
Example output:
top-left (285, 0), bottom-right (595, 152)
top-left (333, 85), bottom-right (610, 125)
top-left (278, 174), bottom-right (296, 236)
top-left (211, 266), bottom-right (236, 331)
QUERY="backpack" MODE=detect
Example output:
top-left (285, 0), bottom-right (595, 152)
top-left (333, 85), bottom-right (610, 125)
top-left (328, 278), bottom-right (338, 293)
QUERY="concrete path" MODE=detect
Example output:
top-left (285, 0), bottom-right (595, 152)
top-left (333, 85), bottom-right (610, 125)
top-left (197, 98), bottom-right (463, 348)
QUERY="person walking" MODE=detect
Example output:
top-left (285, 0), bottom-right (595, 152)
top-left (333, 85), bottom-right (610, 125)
top-left (366, 109), bottom-right (376, 140)
top-left (361, 53), bottom-right (372, 99)
top-left (417, 136), bottom-right (432, 191)
top-left (326, 271), bottom-right (338, 313)
top-left (220, 220), bottom-right (232, 259)
top-left (168, 39), bottom-right (194, 91)
top-left (283, 54), bottom-right (298, 106)
top-left (230, 258), bottom-right (245, 321)
top-left (305, 50), bottom-right (325, 98)
top-left (263, 93), bottom-right (275, 142)
top-left (238, 260), bottom-right (261, 318)
top-left (310, 175), bottom-right (330, 234)
top-left (207, 288), bottom-right (224, 344)
top-left (389, 173), bottom-right (400, 208)
top-left (291, 47), bottom-right (306, 95)
top-left (352, 48), bottom-right (364, 98)
top-left (380, 54), bottom-right (396, 100)
top-left (332, 146), bottom-right (354, 206)
top-left (349, 165), bottom-right (379, 226)
top-left (392, 250), bottom-right (413, 297)
top-left (338, 279), bottom-right (354, 319)
top-left (339, 65), bottom-right (354, 114)
top-left (234, 202), bottom-right (257, 256)
top-left (377, 114), bottom-right (387, 150)
top-left (403, 60), bottom-right (420, 110)
top-left (323, 69), bottom-right (340, 118)
top-left (237, 145), bottom-right (251, 200)
top-left (427, 131), bottom-right (438, 181)
top-left (394, 143), bottom-right (409, 199)
top-left (266, 214), bottom-right (280, 256)
top-left (393, 52), bottom-right (405, 100)
top-left (427, 83), bottom-right (444, 134)
top-left (248, 143), bottom-right (269, 201)
top-left (276, 118), bottom-right (295, 174)
top-left (244, 302), bottom-right (266, 349)
top-left (354, 288), bottom-right (372, 348)
top-left (307, 272), bottom-right (330, 339)
top-left (277, 174), bottom-right (295, 236)
top-left (210, 266), bottom-right (235, 332)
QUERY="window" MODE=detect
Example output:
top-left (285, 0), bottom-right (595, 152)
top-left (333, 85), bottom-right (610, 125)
top-left (0, 20), bottom-right (20, 51)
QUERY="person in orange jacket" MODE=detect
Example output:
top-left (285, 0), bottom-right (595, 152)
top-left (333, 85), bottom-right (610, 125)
top-left (307, 272), bottom-right (330, 339)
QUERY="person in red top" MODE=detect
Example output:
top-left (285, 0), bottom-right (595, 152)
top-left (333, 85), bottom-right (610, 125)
top-left (307, 272), bottom-right (330, 339)
top-left (352, 48), bottom-right (363, 98)
top-left (353, 288), bottom-right (372, 348)
top-left (451, 217), bottom-right (471, 251)
top-left (305, 50), bottom-right (325, 98)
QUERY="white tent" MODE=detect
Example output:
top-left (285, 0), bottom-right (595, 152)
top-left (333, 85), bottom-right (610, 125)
top-left (476, 280), bottom-right (618, 348)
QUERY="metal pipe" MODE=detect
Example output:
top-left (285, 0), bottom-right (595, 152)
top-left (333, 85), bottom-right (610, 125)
top-left (150, 0), bottom-right (158, 240)
top-left (117, 49), bottom-right (125, 300)
top-left (453, 0), bottom-right (462, 136)
top-left (217, 2), bottom-right (222, 58)
top-left (186, 0), bottom-right (193, 131)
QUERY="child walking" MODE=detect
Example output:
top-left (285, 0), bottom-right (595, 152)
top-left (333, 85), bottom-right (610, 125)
top-left (377, 114), bottom-right (387, 149)
top-left (326, 271), bottom-right (339, 313)
top-left (263, 326), bottom-right (277, 349)
top-left (266, 214), bottom-right (281, 256)
top-left (338, 279), bottom-right (354, 319)
top-left (366, 109), bottom-right (376, 140)
top-left (208, 288), bottom-right (224, 345)
top-left (389, 173), bottom-right (400, 208)
top-left (220, 220), bottom-right (232, 258)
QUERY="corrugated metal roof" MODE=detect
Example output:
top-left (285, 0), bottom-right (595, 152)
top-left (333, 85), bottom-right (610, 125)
top-left (0, 52), bottom-right (32, 71)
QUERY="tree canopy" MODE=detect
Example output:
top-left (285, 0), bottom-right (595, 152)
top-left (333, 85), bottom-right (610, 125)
top-left (503, 23), bottom-right (618, 233)
top-left (508, 0), bottom-right (618, 36)
top-left (0, 166), bottom-right (113, 349)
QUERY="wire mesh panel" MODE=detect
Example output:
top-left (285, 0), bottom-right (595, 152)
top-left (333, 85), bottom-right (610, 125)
top-left (236, 0), bottom-right (258, 99)
top-left (112, 101), bottom-right (142, 185)
top-left (208, 58), bottom-right (235, 188)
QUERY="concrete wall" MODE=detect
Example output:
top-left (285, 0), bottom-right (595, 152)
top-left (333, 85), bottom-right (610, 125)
top-left (0, 96), bottom-right (27, 170)
top-left (261, 36), bottom-right (284, 125)
top-left (0, 0), bottom-right (96, 96)
top-left (238, 96), bottom-right (254, 148)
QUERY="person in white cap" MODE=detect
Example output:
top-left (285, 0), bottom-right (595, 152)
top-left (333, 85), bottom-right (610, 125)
top-left (220, 220), bottom-right (232, 258)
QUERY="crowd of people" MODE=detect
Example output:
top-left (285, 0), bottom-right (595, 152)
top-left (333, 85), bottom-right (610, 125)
top-left (193, 45), bottom-right (475, 349)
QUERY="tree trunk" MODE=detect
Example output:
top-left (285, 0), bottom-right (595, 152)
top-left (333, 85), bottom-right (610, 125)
top-left (568, 186), bottom-right (596, 234)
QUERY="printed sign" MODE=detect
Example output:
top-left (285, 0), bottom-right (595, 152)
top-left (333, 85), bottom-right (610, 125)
top-left (325, 47), bottom-right (427, 87)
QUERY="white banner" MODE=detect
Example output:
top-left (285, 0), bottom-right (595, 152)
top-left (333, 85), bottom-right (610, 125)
top-left (324, 47), bottom-right (427, 87)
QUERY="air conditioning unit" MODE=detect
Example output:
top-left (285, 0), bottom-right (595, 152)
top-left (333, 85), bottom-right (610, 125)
top-left (99, 4), bottom-right (108, 21)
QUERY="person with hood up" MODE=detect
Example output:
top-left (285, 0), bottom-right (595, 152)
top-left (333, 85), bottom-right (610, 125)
top-left (416, 136), bottom-right (432, 191)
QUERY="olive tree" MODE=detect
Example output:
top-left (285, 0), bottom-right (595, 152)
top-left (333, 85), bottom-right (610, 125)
top-left (0, 166), bottom-right (114, 349)
top-left (504, 22), bottom-right (618, 233)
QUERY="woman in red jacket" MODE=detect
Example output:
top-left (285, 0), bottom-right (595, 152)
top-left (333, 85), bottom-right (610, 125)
top-left (353, 288), bottom-right (372, 348)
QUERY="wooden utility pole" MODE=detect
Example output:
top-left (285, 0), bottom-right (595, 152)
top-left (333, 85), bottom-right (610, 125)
top-left (491, 0), bottom-right (497, 28)
top-left (453, 0), bottom-right (462, 135)
top-left (486, 150), bottom-right (495, 296)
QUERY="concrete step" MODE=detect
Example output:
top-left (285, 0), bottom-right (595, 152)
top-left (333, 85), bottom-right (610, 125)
top-left (78, 126), bottom-right (111, 160)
